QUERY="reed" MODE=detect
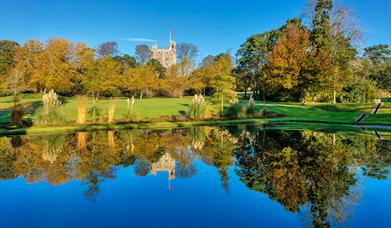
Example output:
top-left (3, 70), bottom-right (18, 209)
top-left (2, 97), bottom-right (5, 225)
top-left (247, 96), bottom-right (256, 117)
top-left (108, 98), bottom-right (115, 123)
top-left (77, 132), bottom-right (87, 151)
top-left (76, 96), bottom-right (88, 124)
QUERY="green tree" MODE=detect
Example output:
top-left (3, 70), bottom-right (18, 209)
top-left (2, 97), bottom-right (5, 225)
top-left (236, 30), bottom-right (280, 100)
top-left (113, 54), bottom-right (137, 73)
top-left (308, 0), bottom-right (334, 101)
top-left (364, 44), bottom-right (391, 64)
top-left (147, 59), bottom-right (166, 78)
top-left (210, 54), bottom-right (236, 117)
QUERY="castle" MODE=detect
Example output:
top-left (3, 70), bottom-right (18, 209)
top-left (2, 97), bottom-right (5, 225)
top-left (150, 152), bottom-right (176, 190)
top-left (151, 36), bottom-right (177, 68)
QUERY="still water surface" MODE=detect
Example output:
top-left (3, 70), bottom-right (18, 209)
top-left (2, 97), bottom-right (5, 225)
top-left (0, 125), bottom-right (390, 227)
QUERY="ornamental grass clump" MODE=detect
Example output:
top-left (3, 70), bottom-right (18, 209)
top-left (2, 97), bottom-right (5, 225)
top-left (76, 96), bottom-right (88, 124)
top-left (108, 98), bottom-right (115, 123)
top-left (124, 95), bottom-right (136, 119)
top-left (188, 94), bottom-right (206, 120)
top-left (246, 96), bottom-right (256, 117)
top-left (35, 90), bottom-right (65, 126)
top-left (227, 96), bottom-right (240, 118)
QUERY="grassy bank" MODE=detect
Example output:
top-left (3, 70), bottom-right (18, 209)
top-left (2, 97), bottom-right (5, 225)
top-left (0, 94), bottom-right (390, 134)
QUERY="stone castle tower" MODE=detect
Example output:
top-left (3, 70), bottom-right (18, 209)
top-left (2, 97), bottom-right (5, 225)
top-left (150, 152), bottom-right (175, 181)
top-left (151, 36), bottom-right (177, 68)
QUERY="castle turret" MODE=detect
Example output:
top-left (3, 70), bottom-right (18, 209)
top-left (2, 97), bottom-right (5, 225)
top-left (150, 34), bottom-right (177, 68)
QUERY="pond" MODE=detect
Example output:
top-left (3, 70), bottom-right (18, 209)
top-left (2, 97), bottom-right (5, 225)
top-left (0, 125), bottom-right (390, 228)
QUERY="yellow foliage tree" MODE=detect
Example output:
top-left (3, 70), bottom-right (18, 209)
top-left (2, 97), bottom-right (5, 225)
top-left (122, 64), bottom-right (159, 99)
top-left (32, 38), bottom-right (75, 94)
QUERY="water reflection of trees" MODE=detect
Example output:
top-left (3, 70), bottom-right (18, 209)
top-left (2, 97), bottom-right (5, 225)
top-left (234, 128), bottom-right (391, 227)
top-left (0, 126), bottom-right (390, 225)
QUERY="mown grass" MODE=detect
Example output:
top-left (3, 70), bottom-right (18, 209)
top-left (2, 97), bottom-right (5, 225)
top-left (0, 94), bottom-right (390, 128)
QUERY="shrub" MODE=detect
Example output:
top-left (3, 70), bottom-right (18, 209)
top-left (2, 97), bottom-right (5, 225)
top-left (188, 94), bottom-right (206, 120)
top-left (76, 96), bottom-right (88, 124)
top-left (11, 105), bottom-right (25, 127)
top-left (35, 90), bottom-right (65, 126)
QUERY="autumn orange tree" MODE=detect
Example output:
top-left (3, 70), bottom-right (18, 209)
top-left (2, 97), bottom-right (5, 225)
top-left (268, 21), bottom-right (311, 102)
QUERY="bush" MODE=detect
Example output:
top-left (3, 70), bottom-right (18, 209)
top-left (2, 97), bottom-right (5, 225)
top-left (11, 105), bottom-right (25, 127)
top-left (35, 90), bottom-right (65, 126)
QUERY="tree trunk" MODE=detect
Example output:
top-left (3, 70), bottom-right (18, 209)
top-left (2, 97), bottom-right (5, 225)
top-left (333, 90), bottom-right (336, 104)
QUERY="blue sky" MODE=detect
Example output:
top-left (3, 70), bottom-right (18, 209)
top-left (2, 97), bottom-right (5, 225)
top-left (1, 0), bottom-right (390, 59)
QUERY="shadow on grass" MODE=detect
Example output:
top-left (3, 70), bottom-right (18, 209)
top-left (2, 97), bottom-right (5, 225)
top-left (312, 104), bottom-right (370, 113)
top-left (0, 100), bottom-right (42, 128)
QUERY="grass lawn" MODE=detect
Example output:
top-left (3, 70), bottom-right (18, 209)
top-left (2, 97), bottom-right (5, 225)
top-left (0, 94), bottom-right (390, 128)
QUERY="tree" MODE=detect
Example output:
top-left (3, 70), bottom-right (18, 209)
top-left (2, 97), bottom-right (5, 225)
top-left (164, 65), bottom-right (189, 97)
top-left (373, 60), bottom-right (391, 93)
top-left (187, 55), bottom-right (218, 95)
top-left (329, 4), bottom-right (359, 103)
top-left (307, 0), bottom-right (334, 101)
top-left (86, 55), bottom-right (121, 96)
top-left (5, 40), bottom-right (42, 98)
top-left (122, 64), bottom-right (159, 99)
top-left (135, 44), bottom-right (151, 65)
top-left (311, 0), bottom-right (333, 50)
top-left (236, 30), bottom-right (280, 100)
top-left (113, 54), bottom-right (137, 71)
top-left (177, 43), bottom-right (199, 77)
top-left (97, 41), bottom-right (119, 57)
top-left (268, 22), bottom-right (310, 102)
top-left (0, 40), bottom-right (19, 92)
top-left (364, 44), bottom-right (391, 64)
top-left (302, 1), bottom-right (361, 103)
top-left (362, 45), bottom-right (391, 94)
top-left (210, 54), bottom-right (236, 117)
top-left (32, 38), bottom-right (75, 94)
top-left (147, 59), bottom-right (166, 78)
top-left (339, 59), bottom-right (376, 103)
